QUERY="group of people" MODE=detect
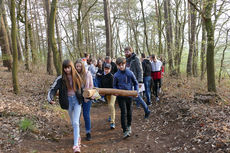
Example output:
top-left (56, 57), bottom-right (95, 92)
top-left (47, 46), bottom-right (164, 153)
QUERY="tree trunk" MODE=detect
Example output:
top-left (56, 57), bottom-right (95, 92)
top-left (55, 16), bottom-right (62, 62)
top-left (44, 0), bottom-right (53, 75)
top-left (23, 0), bottom-right (30, 70)
top-left (103, 0), bottom-right (112, 57)
top-left (49, 0), bottom-right (61, 75)
top-left (204, 0), bottom-right (216, 92)
top-left (2, 3), bottom-right (12, 55)
top-left (200, 19), bottom-right (206, 80)
top-left (218, 29), bottom-right (229, 84)
top-left (28, 22), bottom-right (37, 65)
top-left (0, 15), bottom-right (12, 70)
top-left (10, 0), bottom-right (19, 94)
top-left (140, 0), bottom-right (150, 56)
top-left (187, 0), bottom-right (196, 77)
top-left (83, 88), bottom-right (138, 98)
top-left (164, 0), bottom-right (174, 73)
top-left (155, 0), bottom-right (163, 55)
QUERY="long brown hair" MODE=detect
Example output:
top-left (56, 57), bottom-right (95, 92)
top-left (74, 59), bottom-right (87, 86)
top-left (62, 59), bottom-right (82, 91)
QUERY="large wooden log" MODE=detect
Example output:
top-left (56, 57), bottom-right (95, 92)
top-left (83, 88), bottom-right (138, 98)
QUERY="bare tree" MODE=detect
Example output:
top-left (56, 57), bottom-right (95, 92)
top-left (0, 0), bottom-right (12, 71)
top-left (103, 0), bottom-right (112, 56)
top-left (10, 0), bottom-right (19, 94)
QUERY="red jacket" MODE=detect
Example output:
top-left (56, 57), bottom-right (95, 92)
top-left (151, 66), bottom-right (164, 80)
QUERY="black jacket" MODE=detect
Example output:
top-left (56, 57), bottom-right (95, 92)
top-left (101, 73), bottom-right (113, 88)
top-left (142, 59), bottom-right (152, 77)
top-left (126, 53), bottom-right (143, 82)
top-left (47, 75), bottom-right (84, 110)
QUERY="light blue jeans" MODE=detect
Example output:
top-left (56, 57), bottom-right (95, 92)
top-left (68, 95), bottom-right (81, 146)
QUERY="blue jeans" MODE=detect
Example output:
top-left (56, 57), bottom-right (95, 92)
top-left (144, 76), bottom-right (152, 104)
top-left (68, 95), bottom-right (81, 146)
top-left (93, 78), bottom-right (98, 87)
top-left (82, 100), bottom-right (92, 134)
top-left (135, 95), bottom-right (150, 114)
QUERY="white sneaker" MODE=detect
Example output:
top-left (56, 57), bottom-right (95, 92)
top-left (156, 97), bottom-right (160, 102)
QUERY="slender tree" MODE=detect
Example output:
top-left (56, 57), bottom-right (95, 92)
top-left (0, 2), bottom-right (12, 71)
top-left (10, 0), bottom-right (19, 94)
top-left (140, 0), bottom-right (150, 55)
top-left (164, 0), bottom-right (174, 73)
top-left (44, 0), bottom-right (53, 75)
top-left (103, 0), bottom-right (112, 56)
top-left (49, 0), bottom-right (61, 75)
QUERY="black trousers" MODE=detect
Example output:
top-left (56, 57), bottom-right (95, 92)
top-left (117, 96), bottom-right (133, 133)
top-left (153, 79), bottom-right (161, 97)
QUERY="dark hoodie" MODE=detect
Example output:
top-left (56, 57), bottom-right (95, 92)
top-left (126, 53), bottom-right (143, 82)
top-left (142, 59), bottom-right (152, 77)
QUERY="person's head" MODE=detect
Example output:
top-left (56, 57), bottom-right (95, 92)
top-left (92, 59), bottom-right (97, 66)
top-left (104, 63), bottom-right (111, 74)
top-left (124, 46), bottom-right (133, 58)
top-left (105, 56), bottom-right (111, 64)
top-left (75, 59), bottom-right (87, 85)
top-left (62, 59), bottom-right (82, 90)
top-left (84, 52), bottom-right (90, 59)
top-left (141, 53), bottom-right (146, 61)
top-left (151, 54), bottom-right (157, 62)
top-left (97, 59), bottom-right (103, 68)
top-left (116, 57), bottom-right (126, 71)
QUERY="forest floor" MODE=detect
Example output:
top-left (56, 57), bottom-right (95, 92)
top-left (0, 63), bottom-right (230, 153)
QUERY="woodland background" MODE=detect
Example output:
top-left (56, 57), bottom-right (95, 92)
top-left (0, 0), bottom-right (230, 152)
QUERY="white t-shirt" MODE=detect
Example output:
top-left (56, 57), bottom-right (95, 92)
top-left (151, 60), bottom-right (162, 72)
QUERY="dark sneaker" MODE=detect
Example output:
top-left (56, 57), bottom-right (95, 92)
top-left (147, 102), bottom-right (152, 106)
top-left (144, 111), bottom-right (151, 119)
top-left (86, 133), bottom-right (91, 141)
top-left (108, 116), bottom-right (111, 122)
top-left (123, 130), bottom-right (130, 139)
top-left (110, 123), bottom-right (115, 129)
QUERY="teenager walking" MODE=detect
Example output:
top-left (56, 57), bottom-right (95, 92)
top-left (47, 60), bottom-right (83, 153)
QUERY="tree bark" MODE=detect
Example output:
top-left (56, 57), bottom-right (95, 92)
top-left (187, 0), bottom-right (196, 77)
top-left (44, 0), bottom-right (53, 75)
top-left (103, 0), bottom-right (112, 57)
top-left (155, 0), bottom-right (163, 55)
top-left (28, 22), bottom-right (37, 65)
top-left (10, 0), bottom-right (19, 94)
top-left (83, 88), bottom-right (138, 98)
top-left (140, 0), bottom-right (150, 56)
top-left (218, 29), bottom-right (229, 84)
top-left (49, 0), bottom-right (61, 75)
top-left (55, 15), bottom-right (62, 62)
top-left (200, 18), bottom-right (206, 80)
top-left (164, 0), bottom-right (174, 73)
top-left (0, 15), bottom-right (12, 70)
top-left (24, 0), bottom-right (30, 70)
top-left (204, 0), bottom-right (216, 92)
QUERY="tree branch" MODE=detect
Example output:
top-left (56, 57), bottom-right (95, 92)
top-left (187, 0), bottom-right (204, 19)
top-left (82, 0), bottom-right (98, 22)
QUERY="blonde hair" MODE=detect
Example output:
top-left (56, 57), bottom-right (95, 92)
top-left (75, 59), bottom-right (87, 86)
